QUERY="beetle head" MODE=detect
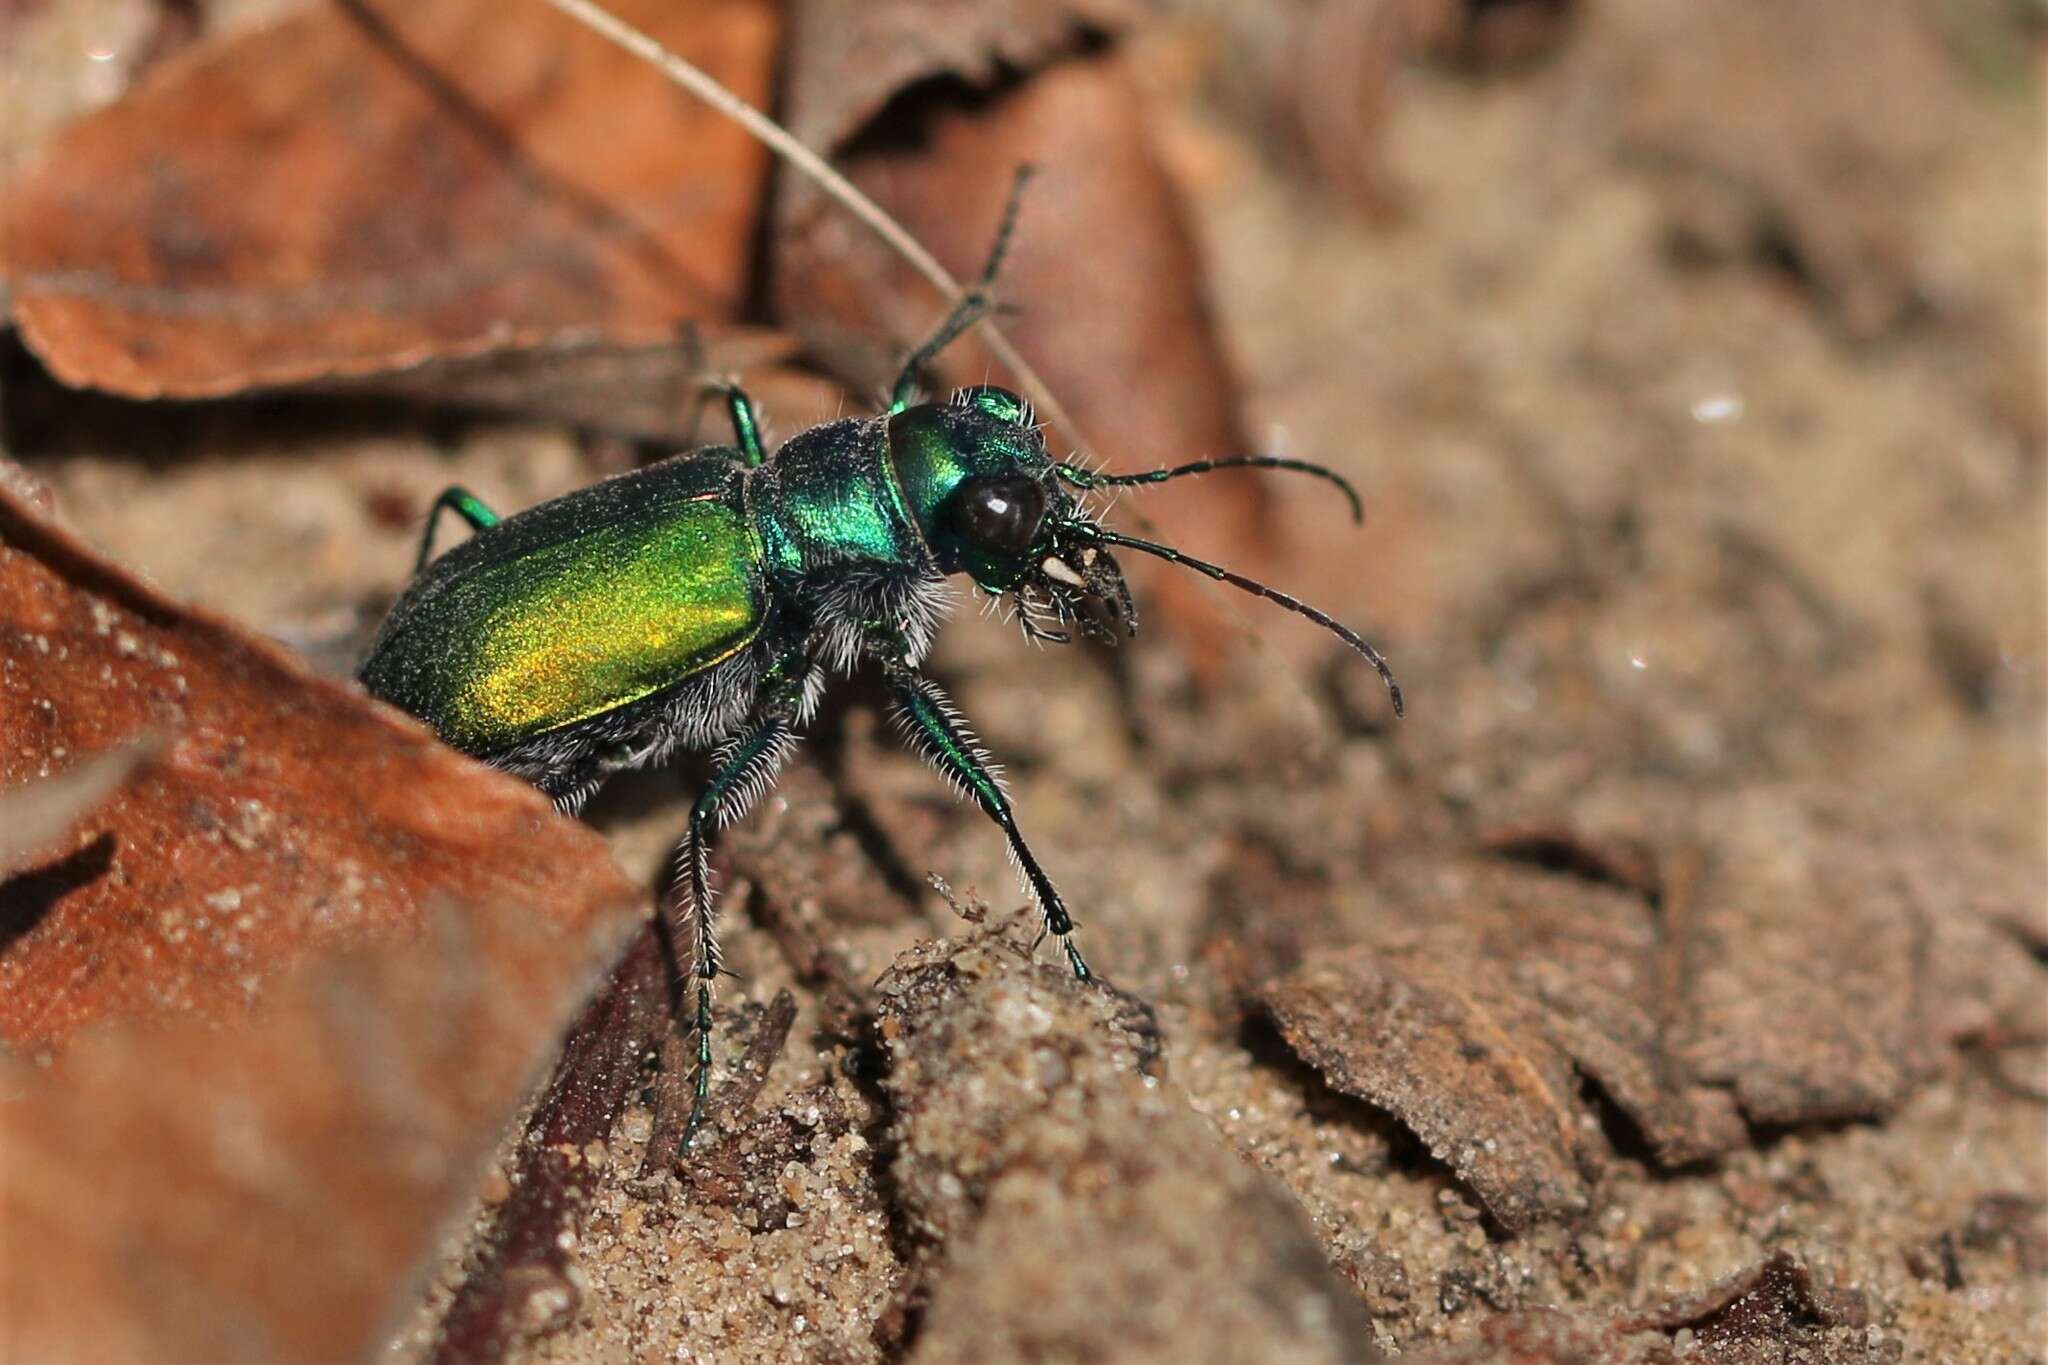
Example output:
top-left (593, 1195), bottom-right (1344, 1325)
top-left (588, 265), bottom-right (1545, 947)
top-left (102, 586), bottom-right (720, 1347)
top-left (885, 386), bottom-right (1401, 711)
top-left (887, 386), bottom-right (1135, 645)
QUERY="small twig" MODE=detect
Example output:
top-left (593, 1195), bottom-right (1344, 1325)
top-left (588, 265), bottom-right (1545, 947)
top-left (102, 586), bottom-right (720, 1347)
top-left (638, 1024), bottom-right (699, 1178)
top-left (639, 985), bottom-right (801, 1176)
top-left (926, 873), bottom-right (987, 924)
top-left (719, 989), bottom-right (800, 1127)
top-left (430, 923), bottom-right (671, 1364)
top-left (535, 0), bottom-right (1086, 450)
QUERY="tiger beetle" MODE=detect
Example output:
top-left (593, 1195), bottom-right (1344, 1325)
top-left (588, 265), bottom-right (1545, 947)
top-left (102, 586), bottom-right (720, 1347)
top-left (357, 183), bottom-right (1402, 1150)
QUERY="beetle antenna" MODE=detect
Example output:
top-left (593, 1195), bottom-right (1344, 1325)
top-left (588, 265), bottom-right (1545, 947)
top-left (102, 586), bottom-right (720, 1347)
top-left (978, 163), bottom-right (1034, 287)
top-left (1070, 526), bottom-right (1402, 715)
top-left (1057, 458), bottom-right (1363, 524)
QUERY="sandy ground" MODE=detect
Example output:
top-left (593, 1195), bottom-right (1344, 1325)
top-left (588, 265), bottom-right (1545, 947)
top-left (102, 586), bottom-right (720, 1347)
top-left (6, 1), bottom-right (2043, 1361)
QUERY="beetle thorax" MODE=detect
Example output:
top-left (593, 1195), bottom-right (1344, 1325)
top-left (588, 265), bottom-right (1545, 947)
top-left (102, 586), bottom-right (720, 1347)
top-left (749, 414), bottom-right (950, 674)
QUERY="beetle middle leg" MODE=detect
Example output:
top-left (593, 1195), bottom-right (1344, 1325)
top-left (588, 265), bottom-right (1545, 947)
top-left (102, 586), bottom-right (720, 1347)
top-left (880, 657), bottom-right (1091, 982)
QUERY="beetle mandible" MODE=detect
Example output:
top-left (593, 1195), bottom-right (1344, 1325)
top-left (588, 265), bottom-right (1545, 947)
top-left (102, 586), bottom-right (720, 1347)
top-left (357, 195), bottom-right (1402, 1146)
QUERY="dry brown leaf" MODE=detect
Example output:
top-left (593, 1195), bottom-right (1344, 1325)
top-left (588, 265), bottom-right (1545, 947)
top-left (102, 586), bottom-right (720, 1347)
top-left (1233, 795), bottom-right (2043, 1230)
top-left (3, 0), bottom-right (777, 397)
top-left (774, 7), bottom-right (1290, 667)
top-left (0, 895), bottom-right (639, 1363)
top-left (0, 737), bottom-right (157, 876)
top-left (779, 0), bottom-right (1149, 153)
top-left (0, 476), bottom-right (648, 1359)
top-left (1260, 938), bottom-right (1603, 1233)
top-left (0, 470), bottom-right (644, 1045)
top-left (1230, 849), bottom-right (1741, 1229)
top-left (349, 324), bottom-right (846, 443)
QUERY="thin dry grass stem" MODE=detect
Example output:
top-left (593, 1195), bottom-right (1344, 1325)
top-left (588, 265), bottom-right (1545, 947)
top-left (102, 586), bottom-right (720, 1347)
top-left (537, 0), bottom-right (1088, 451)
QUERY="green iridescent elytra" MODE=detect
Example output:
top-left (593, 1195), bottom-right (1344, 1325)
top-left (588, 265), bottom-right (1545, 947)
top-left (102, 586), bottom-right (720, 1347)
top-left (360, 461), bottom-right (762, 754)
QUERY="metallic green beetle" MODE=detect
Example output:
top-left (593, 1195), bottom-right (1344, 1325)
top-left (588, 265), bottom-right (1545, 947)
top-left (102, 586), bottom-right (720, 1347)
top-left (359, 274), bottom-right (1401, 1145)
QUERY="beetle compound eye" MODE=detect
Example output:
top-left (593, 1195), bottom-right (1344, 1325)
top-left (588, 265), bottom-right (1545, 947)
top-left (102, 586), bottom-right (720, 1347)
top-left (953, 475), bottom-right (1046, 554)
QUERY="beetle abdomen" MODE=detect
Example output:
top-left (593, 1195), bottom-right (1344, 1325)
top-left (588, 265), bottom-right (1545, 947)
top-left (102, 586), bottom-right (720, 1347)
top-left (360, 459), bottom-right (767, 755)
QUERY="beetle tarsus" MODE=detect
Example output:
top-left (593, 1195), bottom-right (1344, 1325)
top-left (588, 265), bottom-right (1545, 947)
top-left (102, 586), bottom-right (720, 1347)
top-left (881, 658), bottom-right (1091, 973)
top-left (680, 982), bottom-right (715, 1153)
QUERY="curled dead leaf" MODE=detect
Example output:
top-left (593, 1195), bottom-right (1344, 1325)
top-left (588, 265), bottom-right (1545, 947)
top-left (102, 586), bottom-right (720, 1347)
top-left (1236, 796), bottom-right (2043, 1230)
top-left (774, 4), bottom-right (1284, 667)
top-left (0, 475), bottom-right (650, 1360)
top-left (0, 737), bottom-right (159, 878)
top-left (1261, 940), bottom-right (1600, 1232)
top-left (778, 0), bottom-right (1151, 154)
top-left (3, 0), bottom-right (777, 397)
top-left (0, 469), bottom-right (644, 1048)
top-left (348, 324), bottom-right (845, 442)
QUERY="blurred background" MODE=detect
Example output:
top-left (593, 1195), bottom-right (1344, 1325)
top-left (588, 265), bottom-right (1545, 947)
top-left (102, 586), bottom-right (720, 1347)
top-left (2, 1), bottom-right (2043, 1360)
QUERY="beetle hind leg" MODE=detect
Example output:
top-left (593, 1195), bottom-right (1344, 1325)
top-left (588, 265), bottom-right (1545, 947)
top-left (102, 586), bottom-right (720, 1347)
top-left (668, 714), bottom-right (797, 1152)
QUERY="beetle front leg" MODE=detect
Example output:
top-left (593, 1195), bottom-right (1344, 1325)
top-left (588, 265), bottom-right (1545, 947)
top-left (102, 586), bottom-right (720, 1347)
top-left (720, 385), bottom-right (767, 468)
top-left (413, 486), bottom-right (499, 572)
top-left (880, 660), bottom-right (1091, 981)
top-left (886, 166), bottom-right (1032, 414)
top-left (670, 711), bottom-right (797, 1151)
